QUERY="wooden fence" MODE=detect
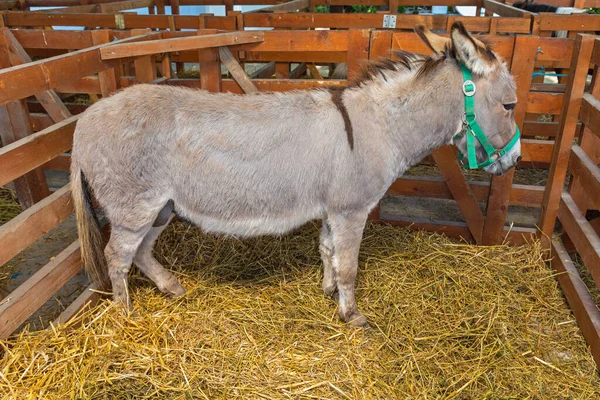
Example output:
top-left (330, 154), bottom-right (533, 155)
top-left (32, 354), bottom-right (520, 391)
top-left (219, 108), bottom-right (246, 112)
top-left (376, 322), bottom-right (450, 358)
top-left (537, 34), bottom-right (600, 370)
top-left (0, 25), bottom-right (599, 365)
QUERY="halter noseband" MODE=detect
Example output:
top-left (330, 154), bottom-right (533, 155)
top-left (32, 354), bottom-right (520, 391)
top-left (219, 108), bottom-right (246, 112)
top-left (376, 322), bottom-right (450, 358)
top-left (454, 63), bottom-right (521, 169)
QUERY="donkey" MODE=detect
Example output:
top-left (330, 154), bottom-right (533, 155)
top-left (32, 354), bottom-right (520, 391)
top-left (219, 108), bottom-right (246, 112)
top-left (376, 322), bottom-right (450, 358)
top-left (71, 22), bottom-right (521, 327)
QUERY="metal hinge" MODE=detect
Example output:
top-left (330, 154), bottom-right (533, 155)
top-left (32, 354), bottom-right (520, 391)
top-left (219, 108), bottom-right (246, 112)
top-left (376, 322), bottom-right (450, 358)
top-left (382, 14), bottom-right (396, 29)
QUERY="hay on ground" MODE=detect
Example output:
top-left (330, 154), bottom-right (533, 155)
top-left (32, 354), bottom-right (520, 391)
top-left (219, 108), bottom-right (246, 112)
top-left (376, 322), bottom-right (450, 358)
top-left (0, 187), bottom-right (21, 226)
top-left (0, 222), bottom-right (598, 399)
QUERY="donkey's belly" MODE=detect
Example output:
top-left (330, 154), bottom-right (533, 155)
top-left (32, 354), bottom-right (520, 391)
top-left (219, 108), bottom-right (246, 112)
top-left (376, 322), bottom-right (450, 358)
top-left (176, 206), bottom-right (325, 237)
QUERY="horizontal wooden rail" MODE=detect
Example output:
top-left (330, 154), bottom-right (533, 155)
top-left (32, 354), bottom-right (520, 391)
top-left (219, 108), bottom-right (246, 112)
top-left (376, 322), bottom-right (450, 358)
top-left (0, 240), bottom-right (82, 340)
top-left (100, 31), bottom-right (264, 60)
top-left (242, 14), bottom-right (530, 33)
top-left (0, 116), bottom-right (78, 187)
top-left (0, 185), bottom-right (73, 267)
top-left (580, 93), bottom-right (600, 137)
top-left (388, 176), bottom-right (544, 207)
top-left (247, 0), bottom-right (308, 12)
top-left (4, 12), bottom-right (236, 30)
top-left (539, 14), bottom-right (600, 32)
top-left (558, 193), bottom-right (600, 288)
top-left (0, 30), bottom-right (160, 106)
top-left (521, 139), bottom-right (553, 164)
top-left (551, 239), bottom-right (600, 371)
top-left (42, 0), bottom-right (153, 13)
top-left (11, 29), bottom-right (94, 50)
top-left (381, 215), bottom-right (537, 245)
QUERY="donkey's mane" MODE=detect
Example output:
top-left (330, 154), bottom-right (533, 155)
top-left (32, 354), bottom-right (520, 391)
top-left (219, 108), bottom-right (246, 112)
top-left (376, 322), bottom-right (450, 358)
top-left (351, 50), bottom-right (448, 87)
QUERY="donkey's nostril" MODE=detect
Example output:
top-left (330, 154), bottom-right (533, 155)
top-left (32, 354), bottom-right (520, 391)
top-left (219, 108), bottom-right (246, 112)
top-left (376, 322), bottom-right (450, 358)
top-left (516, 155), bottom-right (522, 163)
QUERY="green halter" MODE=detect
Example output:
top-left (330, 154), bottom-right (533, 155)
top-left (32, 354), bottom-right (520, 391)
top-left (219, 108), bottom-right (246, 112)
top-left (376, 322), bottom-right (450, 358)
top-left (454, 63), bottom-right (521, 169)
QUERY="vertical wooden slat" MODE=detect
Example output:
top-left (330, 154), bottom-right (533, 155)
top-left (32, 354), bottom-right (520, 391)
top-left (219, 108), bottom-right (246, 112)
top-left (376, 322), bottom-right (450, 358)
top-left (482, 35), bottom-right (538, 245)
top-left (199, 47), bottom-right (221, 93)
top-left (91, 30), bottom-right (119, 97)
top-left (346, 29), bottom-right (370, 84)
top-left (538, 34), bottom-right (596, 246)
top-left (171, 0), bottom-right (180, 15)
top-left (369, 30), bottom-right (392, 60)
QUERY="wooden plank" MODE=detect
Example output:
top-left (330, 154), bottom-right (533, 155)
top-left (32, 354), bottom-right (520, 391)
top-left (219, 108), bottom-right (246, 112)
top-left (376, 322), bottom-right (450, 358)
top-left (539, 35), bottom-right (596, 245)
top-left (521, 139), bottom-right (553, 163)
top-left (250, 61), bottom-right (275, 79)
top-left (231, 30), bottom-right (350, 54)
top-left (91, 30), bottom-right (119, 97)
top-left (580, 93), bottom-right (600, 138)
top-left (380, 215), bottom-right (537, 245)
top-left (218, 78), bottom-right (342, 93)
top-left (98, 0), bottom-right (153, 13)
top-left (101, 31), bottom-right (263, 60)
top-left (559, 193), bottom-right (600, 288)
top-left (346, 29), bottom-right (370, 84)
top-left (0, 240), bottom-right (82, 339)
top-left (482, 0), bottom-right (534, 18)
top-left (550, 240), bottom-right (600, 371)
top-left (482, 35), bottom-right (538, 245)
top-left (287, 62), bottom-right (306, 79)
top-left (42, 153), bottom-right (70, 171)
top-left (248, 0), bottom-right (309, 13)
top-left (0, 31), bottom-right (160, 107)
top-left (0, 184), bottom-right (73, 267)
top-left (30, 112), bottom-right (53, 132)
top-left (11, 29), bottom-right (93, 49)
top-left (522, 121), bottom-right (583, 138)
top-left (52, 283), bottom-right (101, 327)
top-left (593, 39), bottom-right (600, 68)
top-left (388, 175), bottom-right (544, 207)
top-left (0, 116), bottom-right (78, 187)
top-left (134, 55), bottom-right (156, 83)
top-left (526, 92), bottom-right (563, 115)
top-left (539, 14), bottom-right (600, 32)
top-left (369, 30), bottom-right (392, 59)
top-left (569, 145), bottom-right (600, 210)
top-left (218, 46), bottom-right (257, 94)
top-left (306, 63), bottom-right (322, 79)
top-left (199, 47), bottom-right (221, 93)
top-left (242, 13), bottom-right (529, 33)
top-left (432, 146), bottom-right (485, 243)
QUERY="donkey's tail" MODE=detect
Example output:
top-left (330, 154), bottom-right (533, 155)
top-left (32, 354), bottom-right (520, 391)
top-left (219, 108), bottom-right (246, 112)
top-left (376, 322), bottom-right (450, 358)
top-left (70, 165), bottom-right (111, 290)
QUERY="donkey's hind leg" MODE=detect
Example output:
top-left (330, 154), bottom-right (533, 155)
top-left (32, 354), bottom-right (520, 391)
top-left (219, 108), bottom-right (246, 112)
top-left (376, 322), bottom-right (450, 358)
top-left (328, 211), bottom-right (369, 327)
top-left (320, 220), bottom-right (337, 297)
top-left (105, 225), bottom-right (151, 311)
top-left (133, 214), bottom-right (186, 298)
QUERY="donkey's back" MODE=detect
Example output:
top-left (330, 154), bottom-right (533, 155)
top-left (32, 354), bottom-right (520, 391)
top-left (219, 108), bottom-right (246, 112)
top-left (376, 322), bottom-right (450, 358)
top-left (72, 84), bottom-right (374, 238)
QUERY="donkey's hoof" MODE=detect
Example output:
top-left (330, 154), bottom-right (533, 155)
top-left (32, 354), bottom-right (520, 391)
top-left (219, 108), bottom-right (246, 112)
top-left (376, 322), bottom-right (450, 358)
top-left (343, 312), bottom-right (369, 328)
top-left (168, 282), bottom-right (186, 298)
top-left (323, 284), bottom-right (337, 299)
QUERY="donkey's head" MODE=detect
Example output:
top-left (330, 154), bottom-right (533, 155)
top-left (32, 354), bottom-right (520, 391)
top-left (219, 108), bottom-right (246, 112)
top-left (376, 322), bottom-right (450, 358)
top-left (416, 22), bottom-right (521, 176)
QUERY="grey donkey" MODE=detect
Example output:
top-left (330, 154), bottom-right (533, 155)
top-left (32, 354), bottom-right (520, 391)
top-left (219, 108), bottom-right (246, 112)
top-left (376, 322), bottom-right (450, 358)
top-left (71, 23), bottom-right (521, 327)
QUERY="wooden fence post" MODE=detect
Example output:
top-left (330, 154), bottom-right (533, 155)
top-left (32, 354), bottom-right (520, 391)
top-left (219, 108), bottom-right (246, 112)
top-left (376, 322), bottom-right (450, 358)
top-left (91, 30), bottom-right (119, 97)
top-left (481, 35), bottom-right (538, 245)
top-left (538, 34), bottom-right (596, 247)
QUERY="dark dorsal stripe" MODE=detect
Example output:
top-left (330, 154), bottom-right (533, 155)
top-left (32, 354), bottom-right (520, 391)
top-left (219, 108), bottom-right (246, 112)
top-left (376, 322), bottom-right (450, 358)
top-left (329, 87), bottom-right (354, 150)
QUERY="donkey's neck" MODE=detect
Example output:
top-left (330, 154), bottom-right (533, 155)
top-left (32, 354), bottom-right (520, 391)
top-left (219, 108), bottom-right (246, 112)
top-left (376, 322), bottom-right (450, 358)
top-left (345, 61), bottom-right (465, 175)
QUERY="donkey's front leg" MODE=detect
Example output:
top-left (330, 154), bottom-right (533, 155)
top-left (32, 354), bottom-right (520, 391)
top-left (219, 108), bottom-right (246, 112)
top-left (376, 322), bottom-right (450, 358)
top-left (329, 211), bottom-right (369, 327)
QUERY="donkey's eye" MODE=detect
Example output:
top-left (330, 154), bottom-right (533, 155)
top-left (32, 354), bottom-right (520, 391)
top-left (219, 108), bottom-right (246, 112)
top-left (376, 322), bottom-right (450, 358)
top-left (503, 103), bottom-right (516, 111)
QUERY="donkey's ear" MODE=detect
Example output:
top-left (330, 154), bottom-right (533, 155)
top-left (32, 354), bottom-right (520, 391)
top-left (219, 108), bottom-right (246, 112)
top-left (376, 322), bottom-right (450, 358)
top-left (450, 22), bottom-right (497, 75)
top-left (415, 25), bottom-right (451, 55)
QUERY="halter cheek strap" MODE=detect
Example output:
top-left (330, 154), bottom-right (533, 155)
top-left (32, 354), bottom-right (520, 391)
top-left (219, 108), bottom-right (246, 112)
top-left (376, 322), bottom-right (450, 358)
top-left (454, 63), bottom-right (521, 169)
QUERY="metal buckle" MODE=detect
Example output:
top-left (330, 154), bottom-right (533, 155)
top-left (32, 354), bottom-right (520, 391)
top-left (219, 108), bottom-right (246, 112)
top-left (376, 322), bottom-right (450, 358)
top-left (462, 80), bottom-right (476, 97)
top-left (462, 112), bottom-right (476, 125)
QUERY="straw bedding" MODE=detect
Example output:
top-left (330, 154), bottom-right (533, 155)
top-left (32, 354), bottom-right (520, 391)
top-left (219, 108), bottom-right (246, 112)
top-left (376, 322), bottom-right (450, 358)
top-left (1, 221), bottom-right (599, 399)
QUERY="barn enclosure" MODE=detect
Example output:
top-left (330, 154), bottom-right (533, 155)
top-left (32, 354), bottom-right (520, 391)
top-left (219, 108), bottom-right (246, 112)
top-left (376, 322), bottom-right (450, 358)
top-left (1, 0), bottom-right (600, 396)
